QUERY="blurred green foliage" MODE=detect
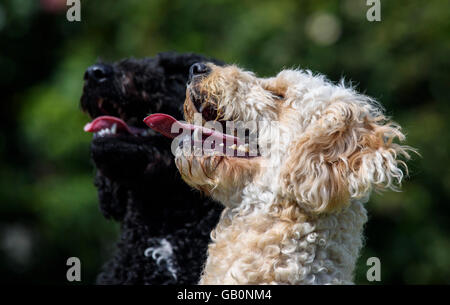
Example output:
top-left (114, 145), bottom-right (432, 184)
top-left (0, 0), bottom-right (448, 284)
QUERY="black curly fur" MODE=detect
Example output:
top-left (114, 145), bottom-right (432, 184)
top-left (80, 52), bottom-right (223, 284)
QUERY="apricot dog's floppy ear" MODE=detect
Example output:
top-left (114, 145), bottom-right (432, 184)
top-left (280, 100), bottom-right (413, 213)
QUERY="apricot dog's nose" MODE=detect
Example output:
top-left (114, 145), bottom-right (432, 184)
top-left (189, 63), bottom-right (210, 80)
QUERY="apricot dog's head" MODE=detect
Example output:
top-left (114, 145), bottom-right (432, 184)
top-left (175, 63), bottom-right (413, 212)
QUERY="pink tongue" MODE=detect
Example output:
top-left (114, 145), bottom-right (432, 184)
top-left (84, 116), bottom-right (131, 133)
top-left (143, 113), bottom-right (242, 145)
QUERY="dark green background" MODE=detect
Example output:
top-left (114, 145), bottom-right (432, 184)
top-left (0, 0), bottom-right (448, 284)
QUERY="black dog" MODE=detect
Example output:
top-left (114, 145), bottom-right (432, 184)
top-left (81, 52), bottom-right (223, 284)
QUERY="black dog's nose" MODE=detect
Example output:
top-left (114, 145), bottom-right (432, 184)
top-left (84, 64), bottom-right (113, 83)
top-left (189, 63), bottom-right (210, 79)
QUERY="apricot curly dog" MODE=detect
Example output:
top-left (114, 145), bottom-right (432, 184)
top-left (145, 63), bottom-right (414, 284)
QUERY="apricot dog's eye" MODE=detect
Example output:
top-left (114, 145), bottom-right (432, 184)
top-left (272, 93), bottom-right (284, 100)
top-left (263, 87), bottom-right (285, 100)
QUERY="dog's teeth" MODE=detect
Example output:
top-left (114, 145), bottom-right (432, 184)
top-left (237, 144), bottom-right (249, 152)
top-left (193, 128), bottom-right (202, 141)
top-left (141, 130), bottom-right (151, 136)
top-left (193, 144), bottom-right (203, 156)
top-left (97, 127), bottom-right (115, 137)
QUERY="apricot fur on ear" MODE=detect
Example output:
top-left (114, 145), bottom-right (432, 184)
top-left (281, 101), bottom-right (413, 213)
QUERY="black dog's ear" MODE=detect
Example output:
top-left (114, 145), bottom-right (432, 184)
top-left (95, 172), bottom-right (128, 221)
top-left (157, 52), bottom-right (224, 75)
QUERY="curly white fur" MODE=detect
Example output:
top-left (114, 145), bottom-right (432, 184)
top-left (176, 64), bottom-right (414, 284)
top-left (144, 238), bottom-right (177, 280)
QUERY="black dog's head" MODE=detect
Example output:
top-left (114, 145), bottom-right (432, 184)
top-left (81, 52), bottom-right (222, 220)
top-left (81, 52), bottom-right (221, 184)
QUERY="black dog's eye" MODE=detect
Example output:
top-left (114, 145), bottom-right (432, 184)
top-left (168, 76), bottom-right (185, 86)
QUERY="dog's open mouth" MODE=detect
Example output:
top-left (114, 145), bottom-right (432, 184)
top-left (84, 115), bottom-right (155, 139)
top-left (82, 91), bottom-right (156, 139)
top-left (142, 85), bottom-right (260, 158)
top-left (143, 105), bottom-right (261, 158)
